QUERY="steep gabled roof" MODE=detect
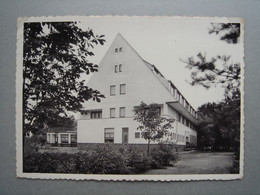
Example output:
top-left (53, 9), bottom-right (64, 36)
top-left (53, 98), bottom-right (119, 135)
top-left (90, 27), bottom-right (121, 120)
top-left (118, 34), bottom-right (196, 113)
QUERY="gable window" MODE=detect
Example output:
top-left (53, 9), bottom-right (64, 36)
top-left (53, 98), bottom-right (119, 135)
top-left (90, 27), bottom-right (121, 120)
top-left (120, 84), bottom-right (126, 95)
top-left (104, 128), bottom-right (114, 143)
top-left (115, 48), bottom-right (118, 53)
top-left (115, 65), bottom-right (118, 73)
top-left (119, 47), bottom-right (122, 52)
top-left (119, 107), bottom-right (126, 117)
top-left (135, 132), bottom-right (140, 138)
top-left (119, 64), bottom-right (122, 72)
top-left (91, 111), bottom-right (102, 119)
top-left (110, 85), bottom-right (116, 96)
top-left (110, 108), bottom-right (116, 118)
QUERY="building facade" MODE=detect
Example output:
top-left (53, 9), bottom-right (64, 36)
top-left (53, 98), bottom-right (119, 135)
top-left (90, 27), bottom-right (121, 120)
top-left (77, 33), bottom-right (198, 150)
top-left (46, 127), bottom-right (77, 147)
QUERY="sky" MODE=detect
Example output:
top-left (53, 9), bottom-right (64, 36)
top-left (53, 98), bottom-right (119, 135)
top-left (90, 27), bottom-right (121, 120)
top-left (74, 16), bottom-right (244, 109)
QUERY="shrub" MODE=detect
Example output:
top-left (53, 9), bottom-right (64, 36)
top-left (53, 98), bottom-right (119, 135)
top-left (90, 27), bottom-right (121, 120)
top-left (37, 135), bottom-right (47, 146)
top-left (150, 144), bottom-right (178, 169)
top-left (125, 146), bottom-right (151, 174)
top-left (23, 137), bottom-right (39, 154)
top-left (23, 153), bottom-right (78, 173)
top-left (86, 145), bottom-right (128, 174)
top-left (23, 144), bottom-right (179, 174)
top-left (75, 151), bottom-right (92, 174)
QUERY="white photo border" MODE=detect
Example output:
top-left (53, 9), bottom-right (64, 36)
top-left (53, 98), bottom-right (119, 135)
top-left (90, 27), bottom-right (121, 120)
top-left (16, 16), bottom-right (244, 181)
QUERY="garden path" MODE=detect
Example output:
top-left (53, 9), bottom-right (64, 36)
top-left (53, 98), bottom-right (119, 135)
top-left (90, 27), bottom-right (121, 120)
top-left (145, 151), bottom-right (234, 174)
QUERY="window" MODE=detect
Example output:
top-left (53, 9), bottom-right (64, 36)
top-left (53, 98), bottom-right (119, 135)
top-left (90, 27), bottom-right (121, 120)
top-left (135, 132), bottom-right (140, 138)
top-left (119, 64), bottom-right (122, 72)
top-left (115, 48), bottom-right (118, 53)
top-left (61, 134), bottom-right (69, 143)
top-left (104, 128), bottom-right (114, 143)
top-left (91, 111), bottom-right (102, 119)
top-left (115, 65), bottom-right (118, 73)
top-left (119, 107), bottom-right (125, 117)
top-left (120, 84), bottom-right (126, 95)
top-left (176, 93), bottom-right (180, 101)
top-left (172, 87), bottom-right (175, 96)
top-left (110, 108), bottom-right (116, 118)
top-left (119, 47), bottom-right (122, 52)
top-left (178, 113), bottom-right (181, 122)
top-left (71, 134), bottom-right (77, 143)
top-left (110, 85), bottom-right (116, 96)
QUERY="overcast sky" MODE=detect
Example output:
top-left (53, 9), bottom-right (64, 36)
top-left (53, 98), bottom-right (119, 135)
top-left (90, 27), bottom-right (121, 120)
top-left (75, 16), bottom-right (243, 109)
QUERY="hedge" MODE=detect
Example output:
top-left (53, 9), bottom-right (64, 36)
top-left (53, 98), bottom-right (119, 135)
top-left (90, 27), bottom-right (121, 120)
top-left (23, 144), bottom-right (178, 174)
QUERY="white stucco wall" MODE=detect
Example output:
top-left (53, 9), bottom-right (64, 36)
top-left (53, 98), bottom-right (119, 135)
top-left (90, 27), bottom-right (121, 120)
top-left (78, 117), bottom-right (148, 144)
top-left (77, 34), bottom-right (197, 145)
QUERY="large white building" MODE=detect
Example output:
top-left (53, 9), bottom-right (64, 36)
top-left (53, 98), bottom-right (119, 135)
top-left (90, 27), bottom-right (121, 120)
top-left (75, 33), bottom-right (198, 150)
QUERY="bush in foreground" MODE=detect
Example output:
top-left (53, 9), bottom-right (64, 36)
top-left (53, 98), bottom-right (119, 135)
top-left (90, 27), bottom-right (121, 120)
top-left (150, 144), bottom-right (179, 169)
top-left (23, 144), bottom-right (178, 174)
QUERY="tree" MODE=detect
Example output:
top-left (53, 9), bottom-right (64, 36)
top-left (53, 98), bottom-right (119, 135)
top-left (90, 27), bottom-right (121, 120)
top-left (134, 102), bottom-right (174, 153)
top-left (184, 53), bottom-right (240, 97)
top-left (197, 94), bottom-right (240, 151)
top-left (182, 23), bottom-right (241, 154)
top-left (183, 23), bottom-right (241, 97)
top-left (209, 23), bottom-right (240, 44)
top-left (23, 22), bottom-right (106, 135)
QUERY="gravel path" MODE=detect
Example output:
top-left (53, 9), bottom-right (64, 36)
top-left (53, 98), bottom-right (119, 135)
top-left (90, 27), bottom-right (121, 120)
top-left (146, 151), bottom-right (234, 174)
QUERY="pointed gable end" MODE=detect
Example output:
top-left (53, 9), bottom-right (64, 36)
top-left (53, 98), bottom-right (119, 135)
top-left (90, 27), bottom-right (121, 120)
top-left (83, 33), bottom-right (197, 121)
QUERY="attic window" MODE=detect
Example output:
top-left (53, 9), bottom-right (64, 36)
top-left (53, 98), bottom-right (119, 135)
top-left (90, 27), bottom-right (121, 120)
top-left (115, 48), bottom-right (118, 53)
top-left (119, 47), bottom-right (122, 52)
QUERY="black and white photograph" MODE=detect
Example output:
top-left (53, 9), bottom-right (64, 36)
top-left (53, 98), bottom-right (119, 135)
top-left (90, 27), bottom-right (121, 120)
top-left (16, 16), bottom-right (244, 181)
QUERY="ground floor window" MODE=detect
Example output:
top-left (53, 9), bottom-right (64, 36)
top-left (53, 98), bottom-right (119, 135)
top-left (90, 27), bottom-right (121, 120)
top-left (104, 128), bottom-right (114, 143)
top-left (135, 132), bottom-right (140, 138)
top-left (61, 134), bottom-right (69, 143)
top-left (71, 134), bottom-right (77, 143)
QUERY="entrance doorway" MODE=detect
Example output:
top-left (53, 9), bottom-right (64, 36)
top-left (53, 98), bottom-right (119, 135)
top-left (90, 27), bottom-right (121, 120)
top-left (122, 128), bottom-right (129, 144)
